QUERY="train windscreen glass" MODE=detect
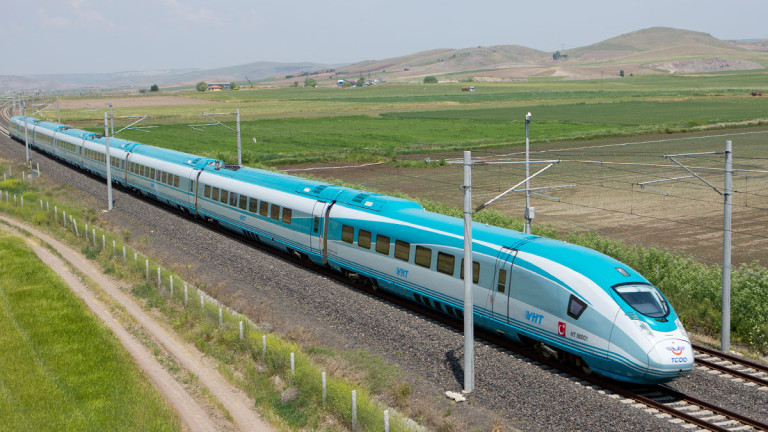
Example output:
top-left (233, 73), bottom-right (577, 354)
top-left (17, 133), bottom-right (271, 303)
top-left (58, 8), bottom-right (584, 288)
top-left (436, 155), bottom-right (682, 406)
top-left (613, 284), bottom-right (669, 319)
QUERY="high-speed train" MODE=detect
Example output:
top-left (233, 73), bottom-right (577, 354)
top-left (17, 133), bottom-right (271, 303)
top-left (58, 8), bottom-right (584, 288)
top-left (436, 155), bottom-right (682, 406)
top-left (8, 115), bottom-right (693, 384)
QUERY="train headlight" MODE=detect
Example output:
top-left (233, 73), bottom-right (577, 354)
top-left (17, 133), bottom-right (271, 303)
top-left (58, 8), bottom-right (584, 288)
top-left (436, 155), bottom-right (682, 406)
top-left (675, 318), bottom-right (689, 340)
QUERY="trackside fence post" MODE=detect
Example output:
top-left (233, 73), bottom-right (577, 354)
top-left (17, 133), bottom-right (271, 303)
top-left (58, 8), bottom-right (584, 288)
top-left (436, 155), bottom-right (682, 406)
top-left (351, 390), bottom-right (357, 430)
top-left (290, 352), bottom-right (295, 385)
top-left (322, 372), bottom-right (326, 405)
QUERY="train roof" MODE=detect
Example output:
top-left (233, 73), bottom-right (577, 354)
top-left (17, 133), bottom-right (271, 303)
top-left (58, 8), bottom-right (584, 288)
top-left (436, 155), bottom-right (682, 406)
top-left (205, 164), bottom-right (425, 213)
top-left (131, 143), bottom-right (216, 169)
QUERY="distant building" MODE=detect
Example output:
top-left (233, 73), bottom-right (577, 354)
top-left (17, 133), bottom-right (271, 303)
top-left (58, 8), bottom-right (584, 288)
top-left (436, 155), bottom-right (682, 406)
top-left (207, 83), bottom-right (231, 91)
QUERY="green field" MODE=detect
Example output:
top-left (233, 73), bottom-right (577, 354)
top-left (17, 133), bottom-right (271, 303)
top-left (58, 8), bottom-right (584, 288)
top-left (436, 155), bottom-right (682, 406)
top-left (54, 71), bottom-right (768, 166)
top-left (0, 232), bottom-right (180, 432)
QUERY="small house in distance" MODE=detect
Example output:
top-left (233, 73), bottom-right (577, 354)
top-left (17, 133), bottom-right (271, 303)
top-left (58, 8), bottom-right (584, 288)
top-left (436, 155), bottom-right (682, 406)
top-left (207, 83), bottom-right (231, 91)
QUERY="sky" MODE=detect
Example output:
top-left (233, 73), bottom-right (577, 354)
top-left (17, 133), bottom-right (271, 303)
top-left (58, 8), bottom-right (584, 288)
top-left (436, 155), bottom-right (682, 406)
top-left (2, 0), bottom-right (767, 76)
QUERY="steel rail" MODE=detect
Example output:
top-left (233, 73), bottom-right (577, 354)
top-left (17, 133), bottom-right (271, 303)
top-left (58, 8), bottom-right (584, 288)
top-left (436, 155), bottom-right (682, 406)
top-left (693, 343), bottom-right (768, 388)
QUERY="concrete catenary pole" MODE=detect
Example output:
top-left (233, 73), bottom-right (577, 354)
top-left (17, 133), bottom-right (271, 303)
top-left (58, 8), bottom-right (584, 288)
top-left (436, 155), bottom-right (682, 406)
top-left (524, 112), bottom-right (532, 234)
top-left (721, 140), bottom-right (733, 351)
top-left (109, 100), bottom-right (115, 136)
top-left (57, 95), bottom-right (61, 124)
top-left (23, 103), bottom-right (30, 162)
top-left (463, 150), bottom-right (475, 393)
top-left (236, 108), bottom-right (242, 165)
top-left (104, 113), bottom-right (114, 210)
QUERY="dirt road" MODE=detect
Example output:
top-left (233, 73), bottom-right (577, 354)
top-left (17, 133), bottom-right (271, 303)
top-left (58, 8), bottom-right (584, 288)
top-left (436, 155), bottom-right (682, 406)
top-left (0, 215), bottom-right (273, 432)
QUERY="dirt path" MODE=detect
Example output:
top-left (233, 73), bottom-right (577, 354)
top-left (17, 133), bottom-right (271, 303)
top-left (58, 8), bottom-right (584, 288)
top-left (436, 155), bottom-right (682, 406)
top-left (0, 215), bottom-right (273, 432)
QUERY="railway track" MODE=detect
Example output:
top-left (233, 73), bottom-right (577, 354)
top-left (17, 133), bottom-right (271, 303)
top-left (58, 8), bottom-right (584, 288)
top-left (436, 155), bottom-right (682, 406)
top-left (4, 103), bottom-right (768, 431)
top-left (693, 344), bottom-right (768, 389)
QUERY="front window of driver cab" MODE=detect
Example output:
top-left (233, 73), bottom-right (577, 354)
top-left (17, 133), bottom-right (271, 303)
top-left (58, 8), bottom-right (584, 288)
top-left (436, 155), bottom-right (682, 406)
top-left (613, 283), bottom-right (670, 319)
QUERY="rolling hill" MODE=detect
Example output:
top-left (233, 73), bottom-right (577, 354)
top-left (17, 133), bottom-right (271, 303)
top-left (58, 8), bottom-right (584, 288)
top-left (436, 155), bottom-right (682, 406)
top-left (2, 27), bottom-right (766, 91)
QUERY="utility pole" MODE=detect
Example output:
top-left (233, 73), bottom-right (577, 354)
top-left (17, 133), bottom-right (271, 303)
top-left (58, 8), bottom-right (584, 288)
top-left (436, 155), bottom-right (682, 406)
top-left (721, 140), bottom-right (733, 351)
top-left (104, 113), bottom-right (114, 210)
top-left (23, 103), bottom-right (30, 162)
top-left (462, 151), bottom-right (474, 393)
top-left (658, 142), bottom-right (733, 351)
top-left (524, 112), bottom-right (533, 234)
top-left (236, 108), bottom-right (242, 165)
top-left (109, 100), bottom-right (115, 136)
top-left (57, 95), bottom-right (60, 123)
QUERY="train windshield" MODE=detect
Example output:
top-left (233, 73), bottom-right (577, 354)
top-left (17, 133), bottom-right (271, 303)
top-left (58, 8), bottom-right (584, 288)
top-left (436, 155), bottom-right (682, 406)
top-left (613, 284), bottom-right (669, 319)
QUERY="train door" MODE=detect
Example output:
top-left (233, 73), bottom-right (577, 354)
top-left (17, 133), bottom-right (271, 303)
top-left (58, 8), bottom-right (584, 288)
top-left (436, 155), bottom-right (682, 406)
top-left (492, 247), bottom-right (518, 323)
top-left (310, 201), bottom-right (331, 261)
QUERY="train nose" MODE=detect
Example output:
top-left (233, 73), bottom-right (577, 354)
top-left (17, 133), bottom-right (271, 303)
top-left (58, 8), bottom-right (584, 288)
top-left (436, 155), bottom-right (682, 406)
top-left (647, 338), bottom-right (694, 380)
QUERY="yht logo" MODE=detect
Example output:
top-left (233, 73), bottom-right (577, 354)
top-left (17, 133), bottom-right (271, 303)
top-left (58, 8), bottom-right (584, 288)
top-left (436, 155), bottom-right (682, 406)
top-left (558, 321), bottom-right (566, 337)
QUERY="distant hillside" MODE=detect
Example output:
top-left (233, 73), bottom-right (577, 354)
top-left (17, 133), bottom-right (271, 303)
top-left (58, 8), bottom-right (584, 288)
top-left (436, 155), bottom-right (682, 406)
top-left (3, 27), bottom-right (767, 92)
top-left (0, 61), bottom-right (337, 92)
top-left (318, 27), bottom-right (768, 83)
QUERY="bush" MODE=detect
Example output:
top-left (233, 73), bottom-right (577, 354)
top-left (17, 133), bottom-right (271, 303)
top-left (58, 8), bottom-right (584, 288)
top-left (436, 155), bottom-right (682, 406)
top-left (423, 76), bottom-right (438, 84)
top-left (196, 82), bottom-right (207, 92)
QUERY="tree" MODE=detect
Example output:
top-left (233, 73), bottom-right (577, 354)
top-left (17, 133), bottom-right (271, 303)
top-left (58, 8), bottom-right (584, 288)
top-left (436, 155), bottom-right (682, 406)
top-left (229, 82), bottom-right (238, 90)
top-left (619, 70), bottom-right (625, 78)
top-left (150, 84), bottom-right (159, 92)
top-left (423, 76), bottom-right (438, 84)
top-left (304, 78), bottom-right (317, 87)
top-left (196, 82), bottom-right (207, 92)
top-left (553, 50), bottom-right (561, 61)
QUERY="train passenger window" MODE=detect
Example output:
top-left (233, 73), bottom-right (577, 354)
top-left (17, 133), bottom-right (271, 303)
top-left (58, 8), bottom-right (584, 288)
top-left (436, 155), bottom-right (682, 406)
top-left (270, 205), bottom-right (280, 220)
top-left (567, 294), bottom-right (588, 320)
top-left (249, 198), bottom-right (258, 212)
top-left (415, 246), bottom-right (432, 268)
top-left (212, 187), bottom-right (219, 201)
top-left (375, 235), bottom-right (390, 255)
top-left (436, 252), bottom-right (455, 276)
top-left (497, 269), bottom-right (507, 293)
top-left (394, 240), bottom-right (410, 261)
top-left (190, 180), bottom-right (195, 193)
top-left (342, 225), bottom-right (354, 243)
top-left (220, 190), bottom-right (229, 204)
top-left (239, 195), bottom-right (248, 210)
top-left (460, 259), bottom-right (481, 283)
top-left (204, 185), bottom-right (211, 198)
top-left (174, 175), bottom-right (179, 188)
top-left (358, 230), bottom-right (371, 249)
top-left (313, 217), bottom-right (319, 234)
top-left (150, 168), bottom-right (156, 179)
top-left (230, 192), bottom-right (238, 207)
top-left (282, 208), bottom-right (292, 224)
top-left (260, 201), bottom-right (269, 217)
top-left (161, 172), bottom-right (167, 184)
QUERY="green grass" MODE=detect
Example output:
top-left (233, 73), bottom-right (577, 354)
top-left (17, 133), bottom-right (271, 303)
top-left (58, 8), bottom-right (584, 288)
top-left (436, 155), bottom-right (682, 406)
top-left (54, 71), bottom-right (768, 166)
top-left (0, 232), bottom-right (180, 432)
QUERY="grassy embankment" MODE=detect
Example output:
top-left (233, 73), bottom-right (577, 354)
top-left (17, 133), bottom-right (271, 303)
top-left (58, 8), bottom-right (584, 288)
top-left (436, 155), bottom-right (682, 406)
top-left (0, 169), bottom-right (429, 431)
top-left (0, 230), bottom-right (181, 431)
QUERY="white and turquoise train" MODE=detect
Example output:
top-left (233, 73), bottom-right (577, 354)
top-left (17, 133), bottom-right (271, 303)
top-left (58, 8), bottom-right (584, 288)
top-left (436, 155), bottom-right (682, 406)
top-left (9, 115), bottom-right (694, 384)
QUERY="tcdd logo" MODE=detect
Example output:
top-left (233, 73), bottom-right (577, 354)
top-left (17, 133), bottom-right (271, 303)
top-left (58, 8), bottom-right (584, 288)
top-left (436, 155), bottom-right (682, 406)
top-left (558, 321), bottom-right (566, 337)
top-left (666, 345), bottom-right (688, 363)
